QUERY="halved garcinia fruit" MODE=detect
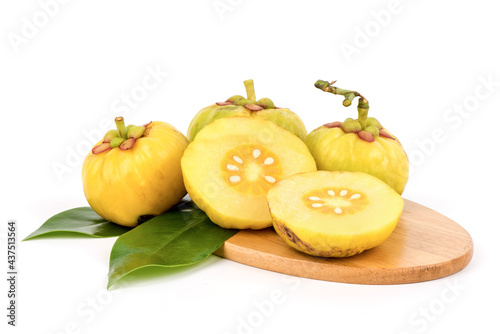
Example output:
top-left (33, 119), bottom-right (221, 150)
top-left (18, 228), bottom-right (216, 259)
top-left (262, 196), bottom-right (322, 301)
top-left (267, 170), bottom-right (404, 257)
top-left (181, 116), bottom-right (317, 229)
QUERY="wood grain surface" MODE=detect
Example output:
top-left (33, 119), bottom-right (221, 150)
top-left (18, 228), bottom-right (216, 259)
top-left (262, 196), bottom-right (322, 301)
top-left (214, 199), bottom-right (474, 285)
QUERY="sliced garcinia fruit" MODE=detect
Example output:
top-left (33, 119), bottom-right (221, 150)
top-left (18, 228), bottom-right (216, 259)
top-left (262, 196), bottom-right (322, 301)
top-left (267, 170), bottom-right (404, 257)
top-left (181, 116), bottom-right (317, 229)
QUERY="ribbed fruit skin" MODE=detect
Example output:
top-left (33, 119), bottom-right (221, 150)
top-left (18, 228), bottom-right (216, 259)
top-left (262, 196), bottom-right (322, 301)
top-left (305, 126), bottom-right (409, 194)
top-left (82, 121), bottom-right (189, 227)
top-left (187, 104), bottom-right (308, 142)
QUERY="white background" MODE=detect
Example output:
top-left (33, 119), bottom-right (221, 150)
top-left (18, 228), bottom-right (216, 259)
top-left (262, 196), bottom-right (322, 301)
top-left (1, 0), bottom-right (498, 333)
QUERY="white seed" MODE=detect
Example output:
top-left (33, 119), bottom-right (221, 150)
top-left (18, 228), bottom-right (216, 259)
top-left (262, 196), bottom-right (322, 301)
top-left (350, 194), bottom-right (361, 200)
top-left (311, 203), bottom-right (324, 208)
top-left (327, 190), bottom-right (335, 196)
top-left (233, 155), bottom-right (243, 164)
top-left (334, 207), bottom-right (343, 214)
top-left (264, 175), bottom-right (276, 183)
top-left (308, 196), bottom-right (321, 201)
top-left (227, 164), bottom-right (239, 171)
top-left (340, 190), bottom-right (348, 197)
top-left (253, 149), bottom-right (261, 159)
top-left (264, 157), bottom-right (274, 165)
top-left (229, 175), bottom-right (241, 183)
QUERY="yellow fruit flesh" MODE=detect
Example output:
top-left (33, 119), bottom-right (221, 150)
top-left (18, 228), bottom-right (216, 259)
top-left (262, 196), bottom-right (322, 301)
top-left (221, 145), bottom-right (283, 195)
top-left (182, 117), bottom-right (317, 229)
top-left (267, 171), bottom-right (404, 257)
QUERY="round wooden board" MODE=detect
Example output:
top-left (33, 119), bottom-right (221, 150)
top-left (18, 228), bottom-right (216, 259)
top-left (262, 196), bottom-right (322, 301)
top-left (213, 199), bottom-right (474, 285)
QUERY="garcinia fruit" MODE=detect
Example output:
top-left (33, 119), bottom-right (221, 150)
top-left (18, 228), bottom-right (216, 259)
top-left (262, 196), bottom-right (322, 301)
top-left (186, 79), bottom-right (308, 142)
top-left (181, 116), bottom-right (317, 229)
top-left (305, 80), bottom-right (409, 194)
top-left (268, 170), bottom-right (404, 257)
top-left (82, 117), bottom-right (189, 227)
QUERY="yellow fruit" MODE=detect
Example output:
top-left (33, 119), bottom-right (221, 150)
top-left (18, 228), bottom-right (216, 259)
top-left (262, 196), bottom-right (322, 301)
top-left (187, 79), bottom-right (307, 142)
top-left (181, 116), bottom-right (317, 229)
top-left (307, 80), bottom-right (409, 194)
top-left (306, 126), bottom-right (409, 194)
top-left (82, 118), bottom-right (189, 227)
top-left (268, 170), bottom-right (404, 257)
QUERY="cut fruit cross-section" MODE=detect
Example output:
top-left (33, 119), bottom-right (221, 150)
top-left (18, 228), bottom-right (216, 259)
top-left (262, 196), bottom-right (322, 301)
top-left (222, 145), bottom-right (282, 195)
top-left (181, 117), bottom-right (317, 229)
top-left (267, 170), bottom-right (404, 257)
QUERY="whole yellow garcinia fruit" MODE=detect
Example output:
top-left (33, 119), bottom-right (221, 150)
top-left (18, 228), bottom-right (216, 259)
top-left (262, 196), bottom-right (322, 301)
top-left (82, 117), bottom-right (189, 227)
top-left (305, 80), bottom-right (409, 194)
top-left (187, 79), bottom-right (308, 142)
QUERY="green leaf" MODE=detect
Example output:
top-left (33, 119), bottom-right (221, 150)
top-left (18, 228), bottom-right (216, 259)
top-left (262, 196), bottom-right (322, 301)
top-left (107, 201), bottom-right (238, 288)
top-left (24, 207), bottom-right (130, 240)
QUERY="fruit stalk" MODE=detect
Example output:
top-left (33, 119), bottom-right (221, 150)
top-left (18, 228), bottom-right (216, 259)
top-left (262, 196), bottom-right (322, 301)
top-left (314, 80), bottom-right (370, 130)
top-left (244, 79), bottom-right (256, 102)
top-left (115, 117), bottom-right (127, 138)
top-left (357, 98), bottom-right (369, 129)
top-left (93, 117), bottom-right (151, 154)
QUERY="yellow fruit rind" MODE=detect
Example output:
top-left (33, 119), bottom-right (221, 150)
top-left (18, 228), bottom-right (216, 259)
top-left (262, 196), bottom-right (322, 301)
top-left (83, 121), bottom-right (189, 227)
top-left (305, 126), bottom-right (409, 194)
top-left (272, 217), bottom-right (365, 257)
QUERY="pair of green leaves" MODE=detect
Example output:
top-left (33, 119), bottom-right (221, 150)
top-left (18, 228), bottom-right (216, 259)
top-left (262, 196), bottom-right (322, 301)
top-left (24, 200), bottom-right (238, 288)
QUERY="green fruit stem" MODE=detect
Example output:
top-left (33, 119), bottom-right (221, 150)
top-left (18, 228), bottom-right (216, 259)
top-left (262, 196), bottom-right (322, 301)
top-left (357, 98), bottom-right (369, 129)
top-left (314, 80), bottom-right (371, 130)
top-left (225, 80), bottom-right (276, 110)
top-left (244, 79), bottom-right (256, 102)
top-left (115, 117), bottom-right (128, 138)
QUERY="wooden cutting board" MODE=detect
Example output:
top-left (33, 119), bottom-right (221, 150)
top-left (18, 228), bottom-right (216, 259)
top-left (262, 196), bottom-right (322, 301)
top-left (214, 199), bottom-right (473, 285)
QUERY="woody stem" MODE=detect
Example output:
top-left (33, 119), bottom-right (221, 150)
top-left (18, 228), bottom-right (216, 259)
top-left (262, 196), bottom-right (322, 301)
top-left (314, 80), bottom-right (370, 129)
